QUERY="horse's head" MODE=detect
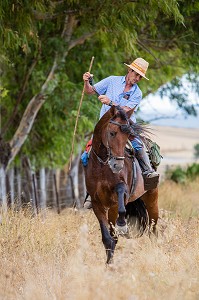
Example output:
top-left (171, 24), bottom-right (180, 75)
top-left (101, 105), bottom-right (136, 173)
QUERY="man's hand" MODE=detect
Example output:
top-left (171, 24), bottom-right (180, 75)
top-left (83, 72), bottom-right (93, 82)
top-left (98, 95), bottom-right (112, 106)
top-left (83, 72), bottom-right (95, 95)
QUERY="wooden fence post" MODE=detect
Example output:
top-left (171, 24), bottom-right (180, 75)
top-left (40, 168), bottom-right (46, 209)
top-left (8, 168), bottom-right (14, 207)
top-left (0, 167), bottom-right (7, 210)
top-left (32, 173), bottom-right (39, 215)
top-left (53, 173), bottom-right (60, 214)
top-left (16, 168), bottom-right (22, 209)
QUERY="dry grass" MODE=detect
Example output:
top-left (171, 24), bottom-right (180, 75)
top-left (0, 180), bottom-right (199, 300)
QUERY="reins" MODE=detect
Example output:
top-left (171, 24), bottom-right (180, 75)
top-left (91, 147), bottom-right (110, 165)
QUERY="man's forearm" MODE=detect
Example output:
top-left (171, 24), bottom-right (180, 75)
top-left (84, 81), bottom-right (96, 94)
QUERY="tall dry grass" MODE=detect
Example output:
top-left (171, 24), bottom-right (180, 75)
top-left (0, 179), bottom-right (199, 300)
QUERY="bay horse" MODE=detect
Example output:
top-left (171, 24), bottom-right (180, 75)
top-left (84, 105), bottom-right (159, 264)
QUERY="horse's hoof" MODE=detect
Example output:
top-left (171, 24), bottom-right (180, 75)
top-left (115, 223), bottom-right (128, 236)
top-left (106, 257), bottom-right (114, 265)
top-left (106, 251), bottom-right (114, 264)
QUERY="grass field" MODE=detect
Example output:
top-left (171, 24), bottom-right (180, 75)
top-left (0, 179), bottom-right (199, 300)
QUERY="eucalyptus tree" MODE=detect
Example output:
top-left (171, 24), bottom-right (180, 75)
top-left (0, 0), bottom-right (198, 170)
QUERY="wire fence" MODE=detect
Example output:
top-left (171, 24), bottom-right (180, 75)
top-left (0, 167), bottom-right (85, 213)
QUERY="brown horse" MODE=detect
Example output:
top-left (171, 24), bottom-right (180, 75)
top-left (84, 105), bottom-right (159, 264)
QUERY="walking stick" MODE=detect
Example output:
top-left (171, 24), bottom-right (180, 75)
top-left (68, 56), bottom-right (95, 171)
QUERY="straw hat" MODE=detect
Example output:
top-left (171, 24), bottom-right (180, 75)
top-left (124, 58), bottom-right (149, 80)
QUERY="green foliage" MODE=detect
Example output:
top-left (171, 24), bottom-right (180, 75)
top-left (194, 144), bottom-right (199, 159)
top-left (170, 166), bottom-right (187, 184)
top-left (186, 163), bottom-right (199, 180)
top-left (0, 0), bottom-right (198, 168)
top-left (168, 163), bottom-right (199, 183)
top-left (0, 86), bottom-right (8, 98)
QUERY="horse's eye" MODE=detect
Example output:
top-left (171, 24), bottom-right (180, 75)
top-left (110, 131), bottom-right (116, 137)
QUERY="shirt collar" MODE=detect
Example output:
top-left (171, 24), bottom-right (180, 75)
top-left (121, 76), bottom-right (137, 91)
top-left (121, 76), bottom-right (126, 84)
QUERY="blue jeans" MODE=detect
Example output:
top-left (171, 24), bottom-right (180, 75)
top-left (131, 137), bottom-right (143, 151)
top-left (81, 151), bottom-right (89, 167)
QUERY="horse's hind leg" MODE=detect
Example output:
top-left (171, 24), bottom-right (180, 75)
top-left (92, 202), bottom-right (116, 264)
top-left (141, 187), bottom-right (159, 236)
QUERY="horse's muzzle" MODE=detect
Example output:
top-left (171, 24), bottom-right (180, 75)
top-left (108, 157), bottom-right (124, 173)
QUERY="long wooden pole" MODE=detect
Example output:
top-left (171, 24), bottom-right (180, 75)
top-left (68, 56), bottom-right (95, 171)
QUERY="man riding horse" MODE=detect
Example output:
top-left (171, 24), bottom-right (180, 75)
top-left (82, 57), bottom-right (159, 208)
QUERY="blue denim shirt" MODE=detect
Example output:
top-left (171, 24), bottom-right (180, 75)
top-left (94, 75), bottom-right (142, 123)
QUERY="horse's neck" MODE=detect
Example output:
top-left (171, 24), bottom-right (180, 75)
top-left (92, 133), bottom-right (104, 153)
top-left (93, 122), bottom-right (108, 152)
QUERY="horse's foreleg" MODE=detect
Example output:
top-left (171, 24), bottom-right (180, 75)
top-left (108, 205), bottom-right (119, 243)
top-left (141, 187), bottom-right (159, 236)
top-left (115, 183), bottom-right (128, 235)
top-left (92, 202), bottom-right (116, 264)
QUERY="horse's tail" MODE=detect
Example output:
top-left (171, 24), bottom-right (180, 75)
top-left (125, 198), bottom-right (149, 237)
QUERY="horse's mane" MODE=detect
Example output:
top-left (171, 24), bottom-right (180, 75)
top-left (115, 106), bottom-right (128, 121)
top-left (114, 106), bottom-right (152, 144)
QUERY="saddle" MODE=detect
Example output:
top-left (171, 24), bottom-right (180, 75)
top-left (125, 140), bottom-right (159, 192)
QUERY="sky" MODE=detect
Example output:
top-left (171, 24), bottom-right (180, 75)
top-left (138, 91), bottom-right (199, 129)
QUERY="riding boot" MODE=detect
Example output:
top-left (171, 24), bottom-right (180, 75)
top-left (135, 148), bottom-right (159, 178)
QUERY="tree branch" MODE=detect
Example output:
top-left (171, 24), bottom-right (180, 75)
top-left (8, 93), bottom-right (45, 169)
top-left (6, 15), bottom-right (94, 170)
top-left (137, 39), bottom-right (161, 63)
top-left (2, 44), bottom-right (41, 137)
top-left (68, 31), bottom-right (96, 51)
top-left (32, 9), bottom-right (78, 20)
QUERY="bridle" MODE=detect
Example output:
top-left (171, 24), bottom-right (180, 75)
top-left (92, 118), bottom-right (134, 165)
top-left (109, 120), bottom-right (134, 135)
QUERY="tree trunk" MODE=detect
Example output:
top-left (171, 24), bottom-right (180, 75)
top-left (0, 135), bottom-right (11, 170)
top-left (5, 15), bottom-right (94, 171)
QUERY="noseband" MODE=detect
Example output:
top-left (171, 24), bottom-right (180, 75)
top-left (92, 118), bottom-right (133, 165)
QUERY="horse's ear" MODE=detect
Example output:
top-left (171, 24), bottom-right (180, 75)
top-left (126, 105), bottom-right (137, 119)
top-left (109, 104), bottom-right (117, 116)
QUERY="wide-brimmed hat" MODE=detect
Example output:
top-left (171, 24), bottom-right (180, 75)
top-left (124, 57), bottom-right (149, 80)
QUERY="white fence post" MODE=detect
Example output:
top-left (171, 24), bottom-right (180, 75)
top-left (40, 168), bottom-right (46, 209)
top-left (16, 168), bottom-right (22, 209)
top-left (0, 167), bottom-right (7, 210)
